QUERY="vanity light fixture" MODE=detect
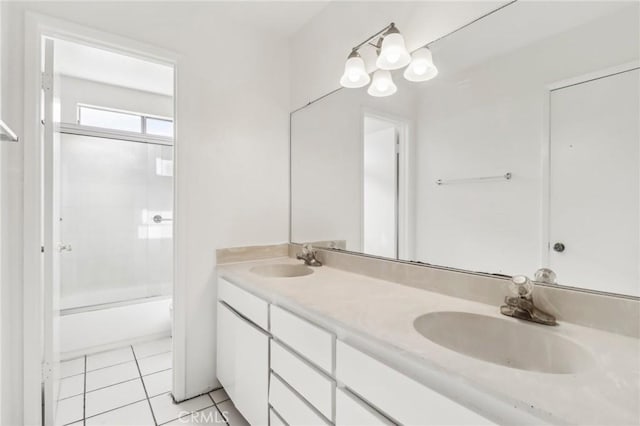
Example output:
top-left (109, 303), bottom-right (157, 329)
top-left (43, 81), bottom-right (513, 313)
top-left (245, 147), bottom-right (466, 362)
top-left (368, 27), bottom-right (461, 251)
top-left (376, 24), bottom-right (411, 70)
top-left (403, 47), bottom-right (438, 82)
top-left (339, 50), bottom-right (371, 88)
top-left (368, 70), bottom-right (397, 97)
top-left (339, 22), bottom-right (438, 97)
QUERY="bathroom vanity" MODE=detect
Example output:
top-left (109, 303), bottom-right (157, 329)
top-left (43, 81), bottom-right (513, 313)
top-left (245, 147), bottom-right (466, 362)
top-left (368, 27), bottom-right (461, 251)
top-left (216, 254), bottom-right (639, 426)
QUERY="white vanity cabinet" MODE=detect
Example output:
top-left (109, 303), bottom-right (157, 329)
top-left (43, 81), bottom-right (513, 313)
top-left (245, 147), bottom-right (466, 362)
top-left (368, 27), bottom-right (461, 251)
top-left (269, 305), bottom-right (335, 424)
top-left (216, 279), bottom-right (270, 426)
top-left (216, 277), bottom-right (495, 426)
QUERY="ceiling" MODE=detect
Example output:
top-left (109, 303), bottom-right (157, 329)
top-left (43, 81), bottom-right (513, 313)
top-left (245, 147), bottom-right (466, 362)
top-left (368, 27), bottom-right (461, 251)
top-left (52, 1), bottom-right (331, 96)
top-left (430, 1), bottom-right (637, 78)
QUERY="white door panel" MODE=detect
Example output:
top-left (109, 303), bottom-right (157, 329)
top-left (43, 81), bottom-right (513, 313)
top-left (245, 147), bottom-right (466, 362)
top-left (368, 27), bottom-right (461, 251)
top-left (549, 69), bottom-right (639, 295)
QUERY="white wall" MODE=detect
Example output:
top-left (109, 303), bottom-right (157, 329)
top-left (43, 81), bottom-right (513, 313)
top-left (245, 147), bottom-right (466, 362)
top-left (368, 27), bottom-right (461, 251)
top-left (59, 75), bottom-right (173, 123)
top-left (289, 1), bottom-right (506, 109)
top-left (291, 85), bottom-right (417, 251)
top-left (1, 2), bottom-right (290, 424)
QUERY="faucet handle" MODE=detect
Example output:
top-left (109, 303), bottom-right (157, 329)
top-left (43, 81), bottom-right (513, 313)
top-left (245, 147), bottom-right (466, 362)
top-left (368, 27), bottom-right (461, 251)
top-left (302, 244), bottom-right (314, 255)
top-left (509, 275), bottom-right (533, 298)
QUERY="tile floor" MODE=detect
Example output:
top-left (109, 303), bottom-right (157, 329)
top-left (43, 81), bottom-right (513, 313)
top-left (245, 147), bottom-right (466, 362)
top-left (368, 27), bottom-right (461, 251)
top-left (56, 337), bottom-right (247, 426)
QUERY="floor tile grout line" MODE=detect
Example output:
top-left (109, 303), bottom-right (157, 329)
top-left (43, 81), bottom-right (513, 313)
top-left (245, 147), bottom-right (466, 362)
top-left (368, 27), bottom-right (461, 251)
top-left (132, 345), bottom-right (159, 426)
top-left (214, 403), bottom-right (231, 426)
top-left (155, 401), bottom-right (218, 426)
top-left (60, 343), bottom-right (170, 376)
top-left (58, 366), bottom-right (172, 402)
top-left (85, 376), bottom-right (142, 395)
top-left (82, 397), bottom-right (149, 422)
top-left (141, 367), bottom-right (172, 378)
top-left (79, 349), bottom-right (170, 375)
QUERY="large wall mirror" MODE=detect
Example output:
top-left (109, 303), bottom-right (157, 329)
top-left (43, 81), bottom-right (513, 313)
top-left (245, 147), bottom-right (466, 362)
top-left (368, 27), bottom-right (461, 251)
top-left (291, 1), bottom-right (640, 297)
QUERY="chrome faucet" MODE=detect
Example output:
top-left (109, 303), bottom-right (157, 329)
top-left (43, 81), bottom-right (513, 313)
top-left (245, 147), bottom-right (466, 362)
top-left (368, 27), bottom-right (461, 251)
top-left (500, 273), bottom-right (557, 326)
top-left (296, 244), bottom-right (322, 267)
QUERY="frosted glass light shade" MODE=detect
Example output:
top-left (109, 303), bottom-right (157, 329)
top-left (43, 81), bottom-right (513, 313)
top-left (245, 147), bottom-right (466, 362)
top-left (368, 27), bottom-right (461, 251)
top-left (340, 53), bottom-right (370, 88)
top-left (376, 33), bottom-right (411, 70)
top-left (404, 47), bottom-right (438, 82)
top-left (367, 70), bottom-right (397, 97)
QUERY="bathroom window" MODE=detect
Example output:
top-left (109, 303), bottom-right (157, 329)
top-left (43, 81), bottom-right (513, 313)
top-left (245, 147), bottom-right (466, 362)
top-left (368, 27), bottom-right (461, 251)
top-left (78, 105), bottom-right (173, 137)
top-left (146, 117), bottom-right (174, 137)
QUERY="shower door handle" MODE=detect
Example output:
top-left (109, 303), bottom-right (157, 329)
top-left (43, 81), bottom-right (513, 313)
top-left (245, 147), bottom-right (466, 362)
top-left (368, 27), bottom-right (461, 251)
top-left (153, 215), bottom-right (173, 224)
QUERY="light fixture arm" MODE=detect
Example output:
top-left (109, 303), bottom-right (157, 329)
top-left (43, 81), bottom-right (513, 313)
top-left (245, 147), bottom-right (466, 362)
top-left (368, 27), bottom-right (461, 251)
top-left (350, 22), bottom-right (397, 53)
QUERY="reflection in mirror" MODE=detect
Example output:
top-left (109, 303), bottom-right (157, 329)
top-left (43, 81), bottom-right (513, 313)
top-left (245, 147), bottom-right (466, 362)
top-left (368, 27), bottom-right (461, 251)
top-left (291, 1), bottom-right (640, 297)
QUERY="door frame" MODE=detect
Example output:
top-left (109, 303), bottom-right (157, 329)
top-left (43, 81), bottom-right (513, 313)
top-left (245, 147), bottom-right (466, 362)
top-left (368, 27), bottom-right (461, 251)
top-left (539, 60), bottom-right (640, 268)
top-left (23, 12), bottom-right (183, 425)
top-left (360, 109), bottom-right (414, 260)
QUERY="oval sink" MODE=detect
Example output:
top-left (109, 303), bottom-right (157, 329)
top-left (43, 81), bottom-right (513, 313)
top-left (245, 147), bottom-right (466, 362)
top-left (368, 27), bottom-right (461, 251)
top-left (413, 311), bottom-right (593, 374)
top-left (250, 264), bottom-right (314, 278)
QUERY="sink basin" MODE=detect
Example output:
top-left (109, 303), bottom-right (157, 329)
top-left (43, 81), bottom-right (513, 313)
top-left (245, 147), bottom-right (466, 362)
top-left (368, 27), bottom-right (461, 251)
top-left (249, 264), bottom-right (314, 278)
top-left (413, 311), bottom-right (593, 374)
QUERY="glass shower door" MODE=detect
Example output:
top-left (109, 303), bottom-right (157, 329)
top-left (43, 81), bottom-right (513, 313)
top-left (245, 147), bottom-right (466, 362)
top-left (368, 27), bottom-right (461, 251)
top-left (59, 133), bottom-right (173, 310)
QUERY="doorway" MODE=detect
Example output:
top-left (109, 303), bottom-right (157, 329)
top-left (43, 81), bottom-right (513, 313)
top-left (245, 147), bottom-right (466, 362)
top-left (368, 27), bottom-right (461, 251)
top-left (548, 67), bottom-right (639, 295)
top-left (362, 113), bottom-right (411, 260)
top-left (41, 36), bottom-right (176, 425)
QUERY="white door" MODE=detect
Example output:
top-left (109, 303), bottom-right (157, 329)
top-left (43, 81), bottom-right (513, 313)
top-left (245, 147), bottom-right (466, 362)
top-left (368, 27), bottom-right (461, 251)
top-left (549, 68), bottom-right (639, 296)
top-left (42, 37), bottom-right (62, 426)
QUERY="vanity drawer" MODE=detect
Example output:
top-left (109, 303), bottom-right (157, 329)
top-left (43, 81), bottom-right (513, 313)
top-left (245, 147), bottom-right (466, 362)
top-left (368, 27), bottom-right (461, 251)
top-left (271, 340), bottom-right (334, 420)
top-left (218, 277), bottom-right (268, 330)
top-left (270, 305), bottom-right (334, 373)
top-left (335, 387), bottom-right (394, 426)
top-left (269, 373), bottom-right (330, 426)
top-left (336, 341), bottom-right (495, 426)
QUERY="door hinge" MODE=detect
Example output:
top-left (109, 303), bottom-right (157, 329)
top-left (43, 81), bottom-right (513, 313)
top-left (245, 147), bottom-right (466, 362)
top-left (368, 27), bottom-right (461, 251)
top-left (41, 361), bottom-right (51, 381)
top-left (41, 246), bottom-right (45, 253)
top-left (41, 72), bottom-right (53, 91)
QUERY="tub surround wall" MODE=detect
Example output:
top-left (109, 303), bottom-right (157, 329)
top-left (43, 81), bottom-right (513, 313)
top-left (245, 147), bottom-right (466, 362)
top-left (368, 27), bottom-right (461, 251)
top-left (287, 244), bottom-right (639, 338)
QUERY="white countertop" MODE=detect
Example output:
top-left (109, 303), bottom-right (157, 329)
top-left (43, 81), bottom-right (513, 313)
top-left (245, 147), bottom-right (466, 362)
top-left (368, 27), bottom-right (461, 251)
top-left (218, 257), bottom-right (640, 426)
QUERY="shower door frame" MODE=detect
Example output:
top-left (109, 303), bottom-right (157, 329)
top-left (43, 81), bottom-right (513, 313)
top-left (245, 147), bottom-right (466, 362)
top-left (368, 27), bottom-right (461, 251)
top-left (22, 13), bottom-right (184, 425)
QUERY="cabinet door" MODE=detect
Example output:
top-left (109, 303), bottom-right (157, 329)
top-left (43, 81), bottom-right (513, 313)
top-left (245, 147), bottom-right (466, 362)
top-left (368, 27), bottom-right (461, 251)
top-left (234, 306), bottom-right (270, 426)
top-left (216, 301), bottom-right (270, 426)
top-left (336, 388), bottom-right (394, 426)
top-left (216, 302), bottom-right (236, 401)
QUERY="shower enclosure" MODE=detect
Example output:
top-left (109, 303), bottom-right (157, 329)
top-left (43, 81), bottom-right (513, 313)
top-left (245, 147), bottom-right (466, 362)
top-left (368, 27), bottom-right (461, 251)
top-left (59, 131), bottom-right (173, 353)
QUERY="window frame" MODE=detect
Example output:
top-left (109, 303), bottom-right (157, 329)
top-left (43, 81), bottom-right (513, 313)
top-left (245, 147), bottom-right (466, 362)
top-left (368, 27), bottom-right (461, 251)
top-left (77, 103), bottom-right (174, 138)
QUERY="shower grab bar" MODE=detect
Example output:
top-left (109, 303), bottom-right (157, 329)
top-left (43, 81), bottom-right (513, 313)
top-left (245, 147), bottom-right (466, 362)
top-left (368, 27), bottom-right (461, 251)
top-left (436, 172), bottom-right (512, 185)
top-left (0, 119), bottom-right (19, 142)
